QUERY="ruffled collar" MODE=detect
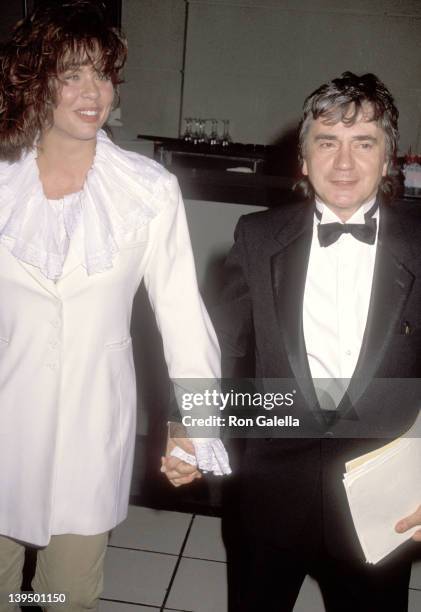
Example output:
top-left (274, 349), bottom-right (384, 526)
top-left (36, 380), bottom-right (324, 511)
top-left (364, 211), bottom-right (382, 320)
top-left (0, 130), bottom-right (169, 279)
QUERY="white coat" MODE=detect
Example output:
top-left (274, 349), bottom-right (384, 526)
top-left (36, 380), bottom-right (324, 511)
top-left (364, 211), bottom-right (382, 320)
top-left (0, 132), bottom-right (220, 546)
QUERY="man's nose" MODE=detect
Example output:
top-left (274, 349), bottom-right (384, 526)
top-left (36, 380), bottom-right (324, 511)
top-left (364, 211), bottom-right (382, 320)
top-left (333, 144), bottom-right (354, 169)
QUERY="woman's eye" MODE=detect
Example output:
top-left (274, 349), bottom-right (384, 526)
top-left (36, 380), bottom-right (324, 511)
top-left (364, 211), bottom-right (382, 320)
top-left (96, 72), bottom-right (110, 81)
top-left (64, 73), bottom-right (79, 81)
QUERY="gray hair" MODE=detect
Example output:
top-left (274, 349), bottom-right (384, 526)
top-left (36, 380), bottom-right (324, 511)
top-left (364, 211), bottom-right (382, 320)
top-left (295, 72), bottom-right (399, 200)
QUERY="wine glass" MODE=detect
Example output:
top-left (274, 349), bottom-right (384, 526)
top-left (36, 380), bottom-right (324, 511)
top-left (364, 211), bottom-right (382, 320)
top-left (197, 119), bottom-right (208, 144)
top-left (221, 119), bottom-right (232, 147)
top-left (182, 117), bottom-right (193, 142)
top-left (209, 119), bottom-right (219, 146)
top-left (191, 118), bottom-right (201, 145)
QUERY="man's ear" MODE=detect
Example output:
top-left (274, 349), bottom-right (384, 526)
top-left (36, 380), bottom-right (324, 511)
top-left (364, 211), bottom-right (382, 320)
top-left (302, 159), bottom-right (308, 176)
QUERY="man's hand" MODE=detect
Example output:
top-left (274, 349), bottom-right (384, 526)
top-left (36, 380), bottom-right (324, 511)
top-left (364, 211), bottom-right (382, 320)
top-left (161, 436), bottom-right (202, 487)
top-left (395, 505), bottom-right (421, 541)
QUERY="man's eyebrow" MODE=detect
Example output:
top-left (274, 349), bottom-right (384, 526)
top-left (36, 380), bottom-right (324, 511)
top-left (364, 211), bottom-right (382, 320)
top-left (351, 135), bottom-right (378, 142)
top-left (313, 134), bottom-right (338, 141)
top-left (313, 134), bottom-right (378, 142)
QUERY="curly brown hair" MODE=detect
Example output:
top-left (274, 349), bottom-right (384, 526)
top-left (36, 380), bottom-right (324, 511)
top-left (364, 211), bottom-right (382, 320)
top-left (0, 0), bottom-right (127, 161)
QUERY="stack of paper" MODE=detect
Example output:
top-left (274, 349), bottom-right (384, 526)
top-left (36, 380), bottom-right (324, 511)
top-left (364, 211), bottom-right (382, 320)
top-left (343, 436), bottom-right (421, 564)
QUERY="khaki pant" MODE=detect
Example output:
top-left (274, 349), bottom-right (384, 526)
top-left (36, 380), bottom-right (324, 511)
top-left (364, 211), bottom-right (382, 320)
top-left (0, 533), bottom-right (109, 612)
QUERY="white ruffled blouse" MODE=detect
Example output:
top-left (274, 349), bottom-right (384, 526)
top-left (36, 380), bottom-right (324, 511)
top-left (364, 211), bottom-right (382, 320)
top-left (0, 130), bottom-right (231, 477)
top-left (0, 130), bottom-right (172, 279)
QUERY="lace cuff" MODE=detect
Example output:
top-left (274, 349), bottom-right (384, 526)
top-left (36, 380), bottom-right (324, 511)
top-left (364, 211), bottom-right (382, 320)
top-left (170, 438), bottom-right (231, 476)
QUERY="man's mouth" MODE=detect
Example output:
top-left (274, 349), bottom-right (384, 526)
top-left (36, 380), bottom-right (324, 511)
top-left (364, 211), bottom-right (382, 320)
top-left (330, 179), bottom-right (358, 186)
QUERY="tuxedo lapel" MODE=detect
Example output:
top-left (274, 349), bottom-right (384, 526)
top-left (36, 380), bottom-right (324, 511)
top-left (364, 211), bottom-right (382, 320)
top-left (343, 203), bottom-right (415, 412)
top-left (271, 204), bottom-right (320, 414)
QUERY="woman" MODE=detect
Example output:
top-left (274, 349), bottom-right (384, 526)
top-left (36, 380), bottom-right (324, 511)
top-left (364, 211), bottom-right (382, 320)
top-left (0, 2), bottom-right (229, 610)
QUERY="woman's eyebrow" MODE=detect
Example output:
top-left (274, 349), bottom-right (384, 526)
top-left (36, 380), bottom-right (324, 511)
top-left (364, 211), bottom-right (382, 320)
top-left (61, 64), bottom-right (81, 71)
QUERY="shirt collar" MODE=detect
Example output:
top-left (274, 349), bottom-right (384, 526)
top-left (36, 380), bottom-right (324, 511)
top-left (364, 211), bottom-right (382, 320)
top-left (315, 197), bottom-right (378, 225)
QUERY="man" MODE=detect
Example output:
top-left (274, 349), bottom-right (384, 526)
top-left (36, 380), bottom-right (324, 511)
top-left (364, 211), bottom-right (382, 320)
top-left (215, 72), bottom-right (421, 612)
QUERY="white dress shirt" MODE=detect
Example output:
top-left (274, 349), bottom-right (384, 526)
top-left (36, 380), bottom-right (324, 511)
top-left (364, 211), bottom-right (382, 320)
top-left (303, 198), bottom-right (379, 388)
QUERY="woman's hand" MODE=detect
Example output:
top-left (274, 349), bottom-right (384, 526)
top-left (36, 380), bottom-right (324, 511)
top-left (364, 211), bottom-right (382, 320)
top-left (161, 436), bottom-right (202, 487)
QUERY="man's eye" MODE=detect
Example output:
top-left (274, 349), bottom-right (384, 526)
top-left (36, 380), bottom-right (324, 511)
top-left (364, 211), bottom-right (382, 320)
top-left (320, 141), bottom-right (335, 148)
top-left (359, 142), bottom-right (373, 149)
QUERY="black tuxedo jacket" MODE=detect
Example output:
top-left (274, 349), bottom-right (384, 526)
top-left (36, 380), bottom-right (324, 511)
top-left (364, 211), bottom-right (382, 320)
top-left (214, 197), bottom-right (421, 561)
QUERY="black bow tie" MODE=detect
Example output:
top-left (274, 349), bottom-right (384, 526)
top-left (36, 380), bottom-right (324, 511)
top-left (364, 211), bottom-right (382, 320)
top-left (316, 202), bottom-right (378, 247)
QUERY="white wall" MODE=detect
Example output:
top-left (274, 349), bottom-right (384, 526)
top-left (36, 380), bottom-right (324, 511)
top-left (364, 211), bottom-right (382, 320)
top-left (120, 0), bottom-right (421, 154)
top-left (120, 0), bottom-right (186, 138)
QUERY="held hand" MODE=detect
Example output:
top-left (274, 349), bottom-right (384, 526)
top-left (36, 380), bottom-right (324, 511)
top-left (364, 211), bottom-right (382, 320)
top-left (161, 436), bottom-right (202, 488)
top-left (395, 504), bottom-right (421, 542)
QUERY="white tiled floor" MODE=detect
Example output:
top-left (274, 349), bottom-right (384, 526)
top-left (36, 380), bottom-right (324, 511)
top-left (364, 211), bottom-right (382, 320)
top-left (109, 505), bottom-right (192, 555)
top-left (182, 515), bottom-right (226, 562)
top-left (166, 557), bottom-right (228, 611)
top-left (410, 556), bottom-right (421, 588)
top-left (100, 505), bottom-right (421, 611)
top-left (102, 547), bottom-right (177, 606)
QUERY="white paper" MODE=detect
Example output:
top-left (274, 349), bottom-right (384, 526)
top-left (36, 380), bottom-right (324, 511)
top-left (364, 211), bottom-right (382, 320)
top-left (343, 437), bottom-right (421, 564)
